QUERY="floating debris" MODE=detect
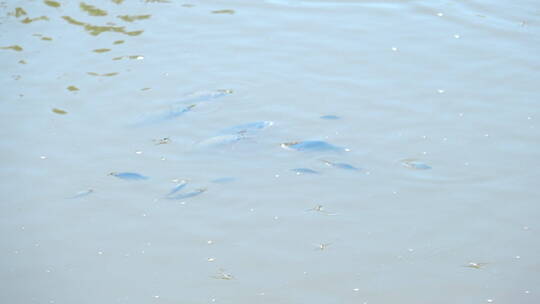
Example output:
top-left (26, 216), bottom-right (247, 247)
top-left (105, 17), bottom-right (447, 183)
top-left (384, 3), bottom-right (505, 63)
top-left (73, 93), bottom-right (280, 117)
top-left (212, 9), bottom-right (235, 14)
top-left (109, 172), bottom-right (149, 180)
top-left (306, 204), bottom-right (337, 215)
top-left (21, 16), bottom-right (49, 24)
top-left (67, 85), bottom-right (79, 91)
top-left (117, 14), bottom-right (151, 22)
top-left (401, 159), bottom-right (431, 170)
top-left (52, 108), bottom-right (67, 115)
top-left (213, 269), bottom-right (234, 280)
top-left (112, 55), bottom-right (144, 60)
top-left (62, 16), bottom-right (143, 36)
top-left (291, 168), bottom-right (319, 175)
top-left (0, 45), bottom-right (23, 52)
top-left (18, 60), bottom-right (27, 64)
top-left (320, 115), bottom-right (340, 120)
top-left (281, 140), bottom-right (345, 152)
top-left (68, 189), bottom-right (94, 199)
top-left (182, 4), bottom-right (194, 8)
top-left (44, 1), bottom-right (61, 8)
top-left (316, 243), bottom-right (331, 251)
top-left (113, 40), bottom-right (124, 44)
top-left (464, 262), bottom-right (488, 269)
top-left (93, 48), bottom-right (111, 53)
top-left (322, 159), bottom-right (360, 171)
top-left (153, 137), bottom-right (171, 145)
top-left (87, 72), bottom-right (118, 77)
top-left (41, 36), bottom-right (53, 41)
top-left (80, 2), bottom-right (108, 16)
top-left (145, 0), bottom-right (170, 3)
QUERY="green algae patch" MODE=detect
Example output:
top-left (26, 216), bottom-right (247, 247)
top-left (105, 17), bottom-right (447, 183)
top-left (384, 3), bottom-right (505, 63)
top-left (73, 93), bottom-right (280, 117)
top-left (113, 40), bottom-right (124, 44)
top-left (52, 108), bottom-right (67, 115)
top-left (67, 85), bottom-right (80, 91)
top-left (112, 0), bottom-right (124, 3)
top-left (44, 1), bottom-right (61, 8)
top-left (1, 45), bottom-right (23, 52)
top-left (21, 16), bottom-right (49, 24)
top-left (212, 9), bottom-right (235, 14)
top-left (118, 14), bottom-right (151, 22)
top-left (19, 60), bottom-right (27, 64)
top-left (80, 2), bottom-right (108, 16)
top-left (62, 16), bottom-right (143, 36)
top-left (93, 48), bottom-right (111, 53)
top-left (42, 36), bottom-right (53, 41)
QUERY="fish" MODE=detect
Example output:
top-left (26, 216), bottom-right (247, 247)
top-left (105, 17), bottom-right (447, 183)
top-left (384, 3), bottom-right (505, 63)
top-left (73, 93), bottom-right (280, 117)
top-left (68, 189), bottom-right (94, 199)
top-left (320, 115), bottom-right (340, 120)
top-left (218, 121), bottom-right (274, 135)
top-left (211, 177), bottom-right (236, 183)
top-left (167, 188), bottom-right (206, 200)
top-left (401, 159), bottom-right (431, 170)
top-left (165, 180), bottom-right (188, 197)
top-left (281, 140), bottom-right (345, 152)
top-left (109, 172), bottom-right (149, 180)
top-left (321, 160), bottom-right (360, 171)
top-left (133, 89), bottom-right (232, 126)
top-left (196, 134), bottom-right (247, 148)
top-left (291, 168), bottom-right (319, 174)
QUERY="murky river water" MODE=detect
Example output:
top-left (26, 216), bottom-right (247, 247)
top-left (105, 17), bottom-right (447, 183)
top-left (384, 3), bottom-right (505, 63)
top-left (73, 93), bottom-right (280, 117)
top-left (1, 0), bottom-right (539, 303)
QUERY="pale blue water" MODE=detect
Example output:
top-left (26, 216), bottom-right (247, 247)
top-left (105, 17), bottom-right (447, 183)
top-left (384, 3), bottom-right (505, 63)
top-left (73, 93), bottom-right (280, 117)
top-left (1, 0), bottom-right (539, 303)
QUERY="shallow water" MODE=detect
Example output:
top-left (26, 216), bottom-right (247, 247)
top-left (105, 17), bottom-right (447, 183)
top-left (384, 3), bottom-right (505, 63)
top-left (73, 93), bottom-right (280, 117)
top-left (1, 0), bottom-right (539, 303)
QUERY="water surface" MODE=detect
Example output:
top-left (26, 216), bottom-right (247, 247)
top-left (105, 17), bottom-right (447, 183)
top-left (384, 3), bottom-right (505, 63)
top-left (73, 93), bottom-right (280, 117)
top-left (1, 0), bottom-right (539, 303)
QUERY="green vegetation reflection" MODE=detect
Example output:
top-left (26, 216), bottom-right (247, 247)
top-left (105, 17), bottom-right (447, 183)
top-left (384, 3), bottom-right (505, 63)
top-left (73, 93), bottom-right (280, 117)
top-left (21, 16), bottom-right (49, 24)
top-left (62, 16), bottom-right (143, 36)
top-left (1, 45), bottom-right (23, 51)
top-left (52, 108), bottom-right (67, 115)
top-left (9, 7), bottom-right (27, 17)
top-left (117, 14), bottom-right (151, 22)
top-left (80, 2), bottom-right (108, 16)
top-left (44, 1), bottom-right (61, 8)
top-left (212, 9), bottom-right (235, 14)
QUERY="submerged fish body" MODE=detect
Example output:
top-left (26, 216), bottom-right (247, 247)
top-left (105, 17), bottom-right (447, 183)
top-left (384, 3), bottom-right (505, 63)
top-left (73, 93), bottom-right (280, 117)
top-left (109, 172), bottom-right (149, 180)
top-left (281, 140), bottom-right (345, 152)
top-left (401, 159), bottom-right (431, 170)
top-left (320, 115), bottom-right (340, 120)
top-left (166, 180), bottom-right (188, 196)
top-left (181, 89), bottom-right (233, 104)
top-left (167, 188), bottom-right (206, 200)
top-left (197, 134), bottom-right (247, 148)
top-left (211, 177), bottom-right (236, 183)
top-left (68, 189), bottom-right (94, 199)
top-left (291, 168), bottom-right (319, 174)
top-left (133, 89), bottom-right (232, 126)
top-left (322, 160), bottom-right (360, 171)
top-left (218, 121), bottom-right (274, 135)
top-left (197, 120), bottom-right (273, 150)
